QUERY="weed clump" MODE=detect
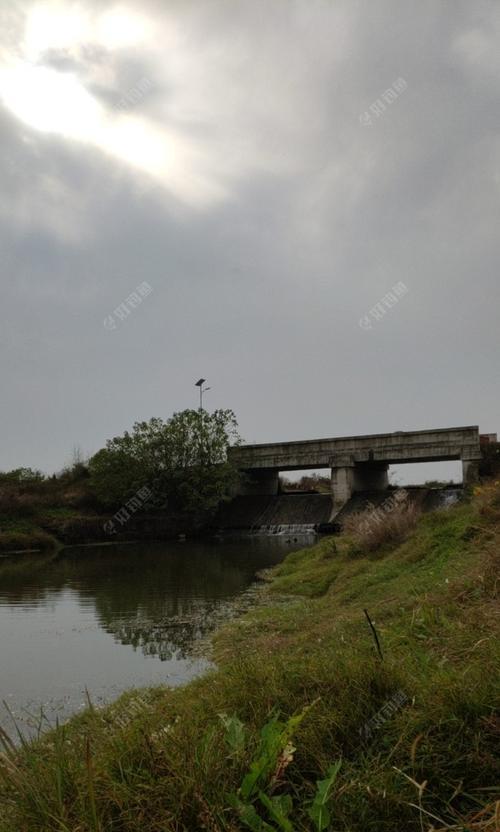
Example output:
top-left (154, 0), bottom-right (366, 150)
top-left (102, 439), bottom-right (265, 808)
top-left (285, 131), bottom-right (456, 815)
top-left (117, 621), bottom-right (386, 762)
top-left (343, 497), bottom-right (421, 552)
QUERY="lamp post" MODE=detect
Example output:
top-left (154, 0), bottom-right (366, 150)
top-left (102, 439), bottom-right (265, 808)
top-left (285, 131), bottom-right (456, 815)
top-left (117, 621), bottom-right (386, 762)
top-left (195, 378), bottom-right (211, 410)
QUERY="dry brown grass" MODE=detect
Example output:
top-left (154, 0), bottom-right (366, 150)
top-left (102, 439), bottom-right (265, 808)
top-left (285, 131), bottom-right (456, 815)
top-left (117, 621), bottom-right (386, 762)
top-left (431, 800), bottom-right (500, 831)
top-left (343, 496), bottom-right (422, 552)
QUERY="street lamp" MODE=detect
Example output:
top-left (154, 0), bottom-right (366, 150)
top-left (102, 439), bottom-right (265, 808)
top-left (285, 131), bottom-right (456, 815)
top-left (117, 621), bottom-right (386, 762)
top-left (195, 378), bottom-right (211, 410)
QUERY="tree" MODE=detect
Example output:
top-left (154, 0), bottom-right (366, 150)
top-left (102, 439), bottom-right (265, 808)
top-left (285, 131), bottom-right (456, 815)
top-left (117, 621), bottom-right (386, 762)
top-left (88, 409), bottom-right (241, 515)
top-left (0, 468), bottom-right (45, 484)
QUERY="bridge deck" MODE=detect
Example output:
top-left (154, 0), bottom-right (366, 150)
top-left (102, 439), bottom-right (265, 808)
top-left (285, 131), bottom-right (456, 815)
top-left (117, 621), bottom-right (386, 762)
top-left (230, 426), bottom-right (481, 471)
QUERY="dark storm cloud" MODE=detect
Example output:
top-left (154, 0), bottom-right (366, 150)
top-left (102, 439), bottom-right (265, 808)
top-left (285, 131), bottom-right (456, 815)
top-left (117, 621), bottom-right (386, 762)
top-left (0, 0), bottom-right (498, 480)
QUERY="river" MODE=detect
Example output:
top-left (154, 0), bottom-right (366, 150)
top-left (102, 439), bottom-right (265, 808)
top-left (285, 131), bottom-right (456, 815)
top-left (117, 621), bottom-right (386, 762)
top-left (0, 537), bottom-right (306, 740)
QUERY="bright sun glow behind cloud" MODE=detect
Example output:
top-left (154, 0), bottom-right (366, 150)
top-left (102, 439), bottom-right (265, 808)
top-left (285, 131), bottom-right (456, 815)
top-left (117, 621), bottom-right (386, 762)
top-left (96, 7), bottom-right (152, 49)
top-left (0, 2), bottom-right (225, 207)
top-left (23, 3), bottom-right (90, 57)
top-left (0, 63), bottom-right (102, 138)
top-left (22, 2), bottom-right (151, 58)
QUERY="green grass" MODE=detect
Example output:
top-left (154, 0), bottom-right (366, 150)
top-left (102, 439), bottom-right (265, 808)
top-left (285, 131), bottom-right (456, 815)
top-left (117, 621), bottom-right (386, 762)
top-left (1, 483), bottom-right (499, 831)
top-left (0, 477), bottom-right (102, 551)
top-left (0, 514), bottom-right (41, 533)
top-left (0, 507), bottom-right (82, 551)
top-left (38, 506), bottom-right (88, 519)
top-left (0, 506), bottom-right (99, 552)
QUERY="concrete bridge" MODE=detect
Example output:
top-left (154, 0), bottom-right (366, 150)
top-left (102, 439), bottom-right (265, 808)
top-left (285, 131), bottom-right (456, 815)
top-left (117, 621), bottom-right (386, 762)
top-left (229, 426), bottom-right (482, 512)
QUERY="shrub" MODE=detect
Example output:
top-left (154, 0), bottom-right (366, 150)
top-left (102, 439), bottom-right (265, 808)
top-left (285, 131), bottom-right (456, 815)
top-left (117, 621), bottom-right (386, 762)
top-left (0, 489), bottom-right (20, 515)
top-left (9, 493), bottom-right (38, 517)
top-left (0, 468), bottom-right (44, 485)
top-left (0, 488), bottom-right (57, 517)
top-left (0, 530), bottom-right (57, 553)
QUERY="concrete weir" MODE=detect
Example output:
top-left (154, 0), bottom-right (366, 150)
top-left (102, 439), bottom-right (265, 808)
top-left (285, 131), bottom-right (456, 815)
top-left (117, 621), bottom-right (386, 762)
top-left (215, 493), bottom-right (334, 535)
top-left (229, 426), bottom-right (482, 519)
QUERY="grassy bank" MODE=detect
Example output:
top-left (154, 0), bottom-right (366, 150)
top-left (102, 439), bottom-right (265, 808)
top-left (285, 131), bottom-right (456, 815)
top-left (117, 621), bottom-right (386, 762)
top-left (0, 528), bottom-right (58, 553)
top-left (0, 470), bottom-right (97, 552)
top-left (0, 488), bottom-right (197, 552)
top-left (1, 484), bottom-right (499, 831)
top-left (0, 508), bottom-right (107, 553)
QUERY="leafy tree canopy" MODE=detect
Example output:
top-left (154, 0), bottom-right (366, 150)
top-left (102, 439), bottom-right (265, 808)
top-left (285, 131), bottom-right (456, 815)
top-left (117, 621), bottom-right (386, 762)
top-left (0, 467), bottom-right (45, 484)
top-left (88, 409), bottom-right (241, 516)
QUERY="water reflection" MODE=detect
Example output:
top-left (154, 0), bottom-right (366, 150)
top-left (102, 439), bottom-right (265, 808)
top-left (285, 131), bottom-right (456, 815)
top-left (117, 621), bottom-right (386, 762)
top-left (0, 537), bottom-right (304, 735)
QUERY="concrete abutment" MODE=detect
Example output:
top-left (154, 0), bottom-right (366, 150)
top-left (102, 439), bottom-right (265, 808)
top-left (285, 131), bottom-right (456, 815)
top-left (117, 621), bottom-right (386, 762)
top-left (462, 459), bottom-right (480, 487)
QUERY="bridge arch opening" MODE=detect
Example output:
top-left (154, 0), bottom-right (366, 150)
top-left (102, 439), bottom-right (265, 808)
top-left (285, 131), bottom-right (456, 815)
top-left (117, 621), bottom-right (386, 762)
top-left (388, 460), bottom-right (463, 487)
top-left (279, 470), bottom-right (330, 494)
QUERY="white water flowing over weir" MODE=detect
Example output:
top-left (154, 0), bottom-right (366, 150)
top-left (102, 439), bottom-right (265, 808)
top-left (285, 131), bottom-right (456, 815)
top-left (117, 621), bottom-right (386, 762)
top-left (423, 486), bottom-right (463, 511)
top-left (251, 523), bottom-right (318, 537)
top-left (437, 488), bottom-right (462, 507)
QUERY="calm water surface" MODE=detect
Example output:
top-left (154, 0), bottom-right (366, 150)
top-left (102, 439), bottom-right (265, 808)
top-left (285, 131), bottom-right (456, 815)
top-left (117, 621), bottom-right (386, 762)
top-left (0, 538), bottom-right (305, 738)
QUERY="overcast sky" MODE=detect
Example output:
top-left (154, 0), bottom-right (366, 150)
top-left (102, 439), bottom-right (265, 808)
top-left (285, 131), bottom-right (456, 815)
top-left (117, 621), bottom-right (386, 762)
top-left (0, 0), bottom-right (498, 482)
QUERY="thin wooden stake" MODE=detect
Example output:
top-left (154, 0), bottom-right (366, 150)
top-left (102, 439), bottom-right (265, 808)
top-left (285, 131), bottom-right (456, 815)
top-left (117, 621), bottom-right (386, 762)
top-left (364, 608), bottom-right (384, 661)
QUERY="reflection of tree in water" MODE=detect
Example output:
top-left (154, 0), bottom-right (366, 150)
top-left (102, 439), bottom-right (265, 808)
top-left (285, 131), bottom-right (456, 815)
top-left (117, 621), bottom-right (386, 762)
top-left (0, 539), bottom-right (294, 659)
top-left (106, 585), bottom-right (269, 660)
top-left (108, 599), bottom-right (223, 660)
top-left (0, 553), bottom-right (61, 606)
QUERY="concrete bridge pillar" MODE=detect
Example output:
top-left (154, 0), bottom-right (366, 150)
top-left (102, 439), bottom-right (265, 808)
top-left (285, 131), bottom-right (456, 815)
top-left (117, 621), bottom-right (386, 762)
top-left (330, 458), bottom-right (389, 511)
top-left (330, 464), bottom-right (355, 509)
top-left (330, 455), bottom-right (356, 510)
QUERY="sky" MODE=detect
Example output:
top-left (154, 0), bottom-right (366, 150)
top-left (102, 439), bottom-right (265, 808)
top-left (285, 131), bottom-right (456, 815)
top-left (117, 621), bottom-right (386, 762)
top-left (0, 0), bottom-right (498, 483)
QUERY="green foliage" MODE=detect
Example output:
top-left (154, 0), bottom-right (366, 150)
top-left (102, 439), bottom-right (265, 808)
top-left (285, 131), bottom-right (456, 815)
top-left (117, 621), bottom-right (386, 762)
top-left (221, 708), bottom-right (342, 831)
top-left (0, 467), bottom-right (45, 484)
top-left (257, 793), bottom-right (294, 832)
top-left (0, 530), bottom-right (57, 553)
top-left (226, 705), bottom-right (315, 830)
top-left (230, 800), bottom-right (276, 831)
top-left (239, 708), bottom-right (308, 800)
top-left (307, 760), bottom-right (342, 831)
top-left (219, 713), bottom-right (246, 755)
top-left (88, 409), bottom-right (241, 512)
